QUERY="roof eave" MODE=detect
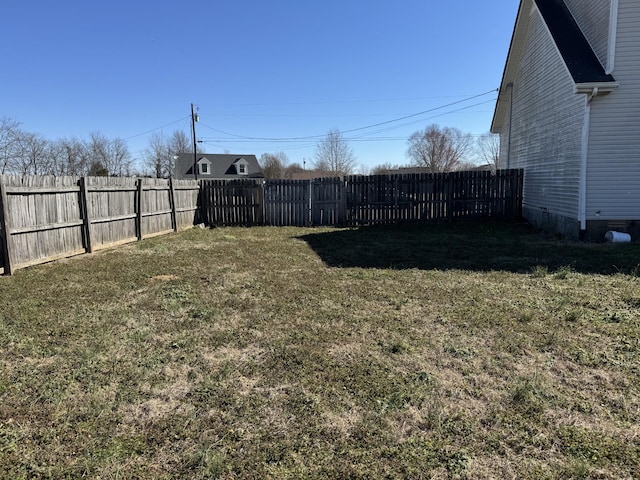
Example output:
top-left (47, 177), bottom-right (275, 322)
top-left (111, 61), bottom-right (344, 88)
top-left (574, 82), bottom-right (619, 94)
top-left (491, 0), bottom-right (530, 134)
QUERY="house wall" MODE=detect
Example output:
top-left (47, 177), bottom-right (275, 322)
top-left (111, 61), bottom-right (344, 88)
top-left (585, 0), bottom-right (640, 231)
top-left (563, 0), bottom-right (611, 69)
top-left (503, 4), bottom-right (586, 238)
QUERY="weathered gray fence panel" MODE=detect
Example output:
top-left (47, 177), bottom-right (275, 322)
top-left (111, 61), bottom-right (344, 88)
top-left (0, 174), bottom-right (200, 274)
top-left (1, 175), bottom-right (85, 271)
top-left (141, 178), bottom-right (174, 238)
top-left (172, 179), bottom-right (201, 229)
top-left (86, 176), bottom-right (138, 250)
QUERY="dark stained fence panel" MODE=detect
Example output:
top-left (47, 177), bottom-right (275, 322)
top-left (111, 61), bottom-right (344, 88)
top-left (198, 170), bottom-right (524, 229)
top-left (264, 180), bottom-right (310, 226)
top-left (311, 177), bottom-right (345, 226)
top-left (200, 179), bottom-right (263, 227)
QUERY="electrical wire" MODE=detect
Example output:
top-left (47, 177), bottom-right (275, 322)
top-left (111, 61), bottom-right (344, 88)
top-left (197, 89), bottom-right (497, 142)
top-left (123, 116), bottom-right (191, 141)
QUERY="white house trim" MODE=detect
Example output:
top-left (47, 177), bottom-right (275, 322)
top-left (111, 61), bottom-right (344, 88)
top-left (579, 95), bottom-right (592, 231)
top-left (574, 82), bottom-right (619, 94)
top-left (607, 0), bottom-right (619, 74)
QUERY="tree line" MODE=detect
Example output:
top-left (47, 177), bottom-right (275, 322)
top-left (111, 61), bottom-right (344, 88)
top-left (0, 117), bottom-right (136, 177)
top-left (0, 116), bottom-right (196, 178)
top-left (259, 125), bottom-right (500, 179)
top-left (1, 115), bottom-right (499, 179)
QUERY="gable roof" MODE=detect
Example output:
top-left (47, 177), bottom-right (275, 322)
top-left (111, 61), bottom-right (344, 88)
top-left (174, 153), bottom-right (264, 179)
top-left (536, 0), bottom-right (615, 85)
top-left (491, 0), bottom-right (617, 132)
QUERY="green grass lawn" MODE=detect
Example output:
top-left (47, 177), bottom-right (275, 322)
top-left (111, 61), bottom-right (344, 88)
top-left (1, 221), bottom-right (639, 479)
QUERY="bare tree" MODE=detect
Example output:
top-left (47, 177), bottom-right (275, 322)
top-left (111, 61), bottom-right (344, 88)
top-left (313, 129), bottom-right (357, 176)
top-left (16, 132), bottom-right (49, 175)
top-left (49, 138), bottom-right (88, 176)
top-left (477, 133), bottom-right (501, 171)
top-left (170, 130), bottom-right (191, 155)
top-left (260, 152), bottom-right (290, 179)
top-left (0, 117), bottom-right (24, 174)
top-left (144, 132), bottom-right (170, 178)
top-left (144, 130), bottom-right (191, 178)
top-left (407, 124), bottom-right (472, 173)
top-left (86, 131), bottom-right (132, 176)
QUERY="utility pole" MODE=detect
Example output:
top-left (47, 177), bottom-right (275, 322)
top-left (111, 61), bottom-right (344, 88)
top-left (191, 103), bottom-right (199, 180)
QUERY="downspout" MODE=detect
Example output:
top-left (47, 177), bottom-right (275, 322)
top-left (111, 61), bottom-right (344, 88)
top-left (506, 82), bottom-right (514, 169)
top-left (579, 88), bottom-right (598, 232)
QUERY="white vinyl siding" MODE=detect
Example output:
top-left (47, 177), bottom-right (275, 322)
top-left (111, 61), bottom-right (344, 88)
top-left (585, 0), bottom-right (640, 220)
top-left (505, 6), bottom-right (585, 220)
top-left (564, 0), bottom-right (611, 69)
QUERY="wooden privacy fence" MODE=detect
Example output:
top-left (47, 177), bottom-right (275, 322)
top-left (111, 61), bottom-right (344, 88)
top-left (0, 170), bottom-right (523, 274)
top-left (0, 175), bottom-right (199, 274)
top-left (200, 177), bottom-right (349, 227)
top-left (200, 169), bottom-right (523, 228)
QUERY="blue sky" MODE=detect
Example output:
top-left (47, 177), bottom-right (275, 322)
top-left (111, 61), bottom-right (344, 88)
top-left (1, 1), bottom-right (519, 172)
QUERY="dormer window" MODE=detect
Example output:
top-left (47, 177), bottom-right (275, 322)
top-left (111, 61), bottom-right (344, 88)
top-left (198, 157), bottom-right (212, 176)
top-left (235, 158), bottom-right (249, 175)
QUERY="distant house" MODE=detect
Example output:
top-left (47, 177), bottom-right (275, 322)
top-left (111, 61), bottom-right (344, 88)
top-left (491, 0), bottom-right (640, 240)
top-left (174, 153), bottom-right (264, 180)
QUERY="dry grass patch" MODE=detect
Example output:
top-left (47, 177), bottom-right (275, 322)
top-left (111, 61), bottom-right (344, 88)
top-left (1, 222), bottom-right (639, 478)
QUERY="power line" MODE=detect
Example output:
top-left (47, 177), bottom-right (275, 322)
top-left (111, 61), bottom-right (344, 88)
top-left (349, 98), bottom-right (498, 139)
top-left (123, 116), bottom-right (191, 141)
top-left (340, 90), bottom-right (498, 135)
top-left (202, 93), bottom-right (499, 108)
top-left (199, 97), bottom-right (497, 145)
top-left (197, 89), bottom-right (498, 143)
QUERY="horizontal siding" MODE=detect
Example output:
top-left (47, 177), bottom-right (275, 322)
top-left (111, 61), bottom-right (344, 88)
top-left (586, 0), bottom-right (640, 220)
top-left (505, 6), bottom-right (585, 220)
top-left (564, 0), bottom-right (611, 69)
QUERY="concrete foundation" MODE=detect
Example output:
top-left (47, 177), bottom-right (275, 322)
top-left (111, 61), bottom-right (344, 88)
top-left (522, 206), bottom-right (639, 242)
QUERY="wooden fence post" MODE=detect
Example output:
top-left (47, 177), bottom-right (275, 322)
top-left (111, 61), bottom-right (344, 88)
top-left (257, 180), bottom-right (265, 225)
top-left (0, 179), bottom-right (14, 275)
top-left (341, 177), bottom-right (348, 226)
top-left (196, 180), bottom-right (203, 225)
top-left (446, 173), bottom-right (453, 221)
top-left (78, 176), bottom-right (93, 253)
top-left (136, 178), bottom-right (143, 240)
top-left (308, 179), bottom-right (313, 226)
top-left (169, 177), bottom-right (177, 232)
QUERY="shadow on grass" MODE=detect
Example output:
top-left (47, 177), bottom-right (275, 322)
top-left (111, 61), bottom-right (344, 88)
top-left (297, 220), bottom-right (640, 275)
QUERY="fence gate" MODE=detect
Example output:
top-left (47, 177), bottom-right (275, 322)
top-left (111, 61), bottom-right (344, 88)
top-left (264, 180), bottom-right (310, 226)
top-left (200, 179), bottom-right (263, 226)
top-left (310, 177), bottom-right (345, 226)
